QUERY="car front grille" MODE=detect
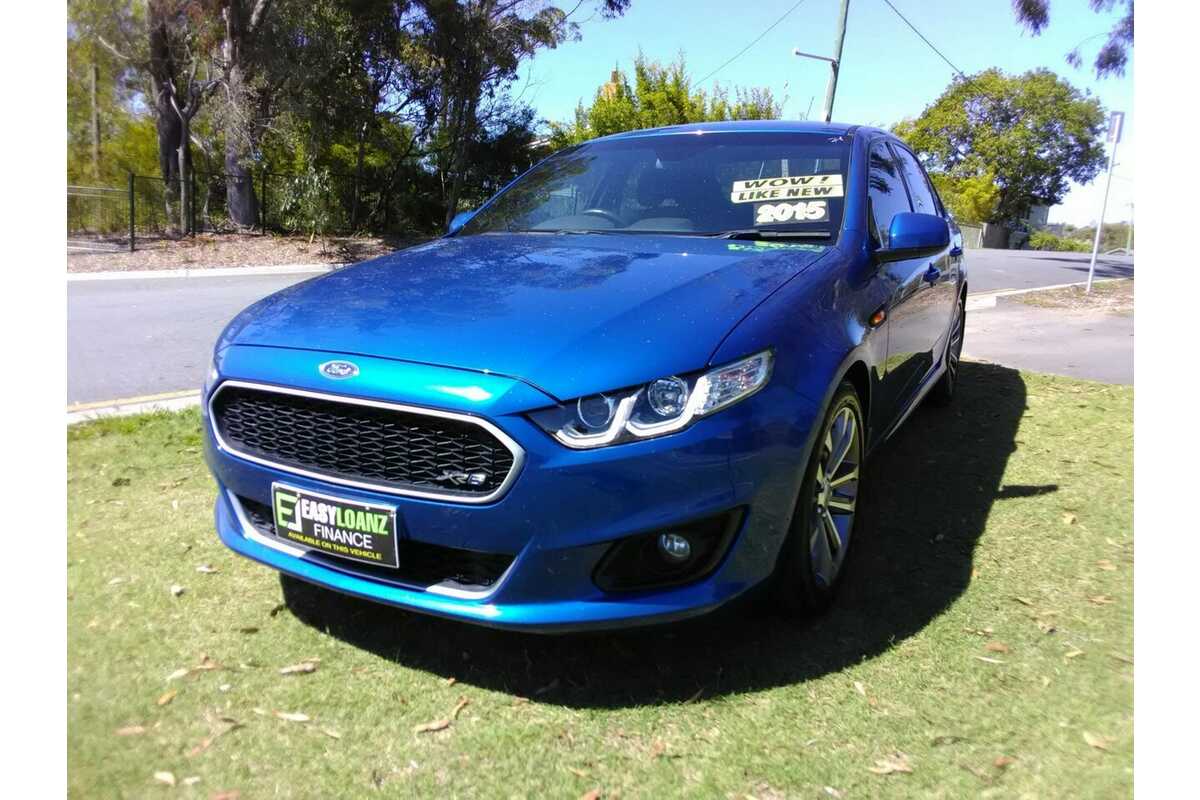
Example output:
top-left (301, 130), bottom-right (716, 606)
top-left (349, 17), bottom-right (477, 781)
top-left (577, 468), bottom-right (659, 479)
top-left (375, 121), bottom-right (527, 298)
top-left (236, 495), bottom-right (515, 590)
top-left (210, 383), bottom-right (518, 501)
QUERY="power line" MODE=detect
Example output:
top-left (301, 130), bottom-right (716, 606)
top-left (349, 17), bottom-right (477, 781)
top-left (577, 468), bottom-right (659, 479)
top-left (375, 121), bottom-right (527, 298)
top-left (879, 0), bottom-right (966, 79)
top-left (697, 0), bottom-right (812, 85)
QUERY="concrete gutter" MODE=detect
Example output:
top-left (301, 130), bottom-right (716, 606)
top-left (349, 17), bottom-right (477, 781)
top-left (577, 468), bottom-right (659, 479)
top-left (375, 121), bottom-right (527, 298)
top-left (67, 390), bottom-right (201, 425)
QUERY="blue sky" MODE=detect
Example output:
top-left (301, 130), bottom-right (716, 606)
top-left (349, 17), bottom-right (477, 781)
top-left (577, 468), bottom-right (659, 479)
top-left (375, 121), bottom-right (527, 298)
top-left (521, 0), bottom-right (1134, 226)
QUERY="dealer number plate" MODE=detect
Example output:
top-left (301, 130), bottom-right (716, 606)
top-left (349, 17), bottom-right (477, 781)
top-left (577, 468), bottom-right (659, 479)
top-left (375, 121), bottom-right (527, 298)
top-left (270, 483), bottom-right (399, 568)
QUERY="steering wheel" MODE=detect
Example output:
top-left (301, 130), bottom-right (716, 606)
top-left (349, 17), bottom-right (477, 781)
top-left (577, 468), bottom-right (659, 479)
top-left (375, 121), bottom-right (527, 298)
top-left (579, 208), bottom-right (623, 227)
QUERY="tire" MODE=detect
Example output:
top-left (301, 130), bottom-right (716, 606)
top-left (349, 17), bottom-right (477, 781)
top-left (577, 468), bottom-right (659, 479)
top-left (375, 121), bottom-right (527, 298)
top-left (928, 292), bottom-right (966, 407)
top-left (772, 381), bottom-right (865, 617)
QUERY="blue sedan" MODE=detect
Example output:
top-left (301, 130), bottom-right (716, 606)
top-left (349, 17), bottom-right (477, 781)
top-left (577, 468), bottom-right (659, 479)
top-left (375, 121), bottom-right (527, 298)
top-left (202, 120), bottom-right (966, 631)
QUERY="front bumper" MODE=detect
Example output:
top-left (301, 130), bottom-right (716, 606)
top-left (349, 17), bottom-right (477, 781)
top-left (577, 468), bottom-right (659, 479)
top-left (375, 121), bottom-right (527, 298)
top-left (205, 346), bottom-right (820, 632)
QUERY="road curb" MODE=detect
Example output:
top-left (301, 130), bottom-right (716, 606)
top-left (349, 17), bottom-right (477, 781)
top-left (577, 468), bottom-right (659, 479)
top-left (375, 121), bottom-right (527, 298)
top-left (966, 277), bottom-right (1128, 311)
top-left (67, 391), bottom-right (201, 425)
top-left (66, 263), bottom-right (346, 282)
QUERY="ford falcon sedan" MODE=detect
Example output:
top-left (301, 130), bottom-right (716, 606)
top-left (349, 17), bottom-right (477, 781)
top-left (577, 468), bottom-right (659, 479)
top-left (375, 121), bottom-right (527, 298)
top-left (203, 120), bottom-right (966, 631)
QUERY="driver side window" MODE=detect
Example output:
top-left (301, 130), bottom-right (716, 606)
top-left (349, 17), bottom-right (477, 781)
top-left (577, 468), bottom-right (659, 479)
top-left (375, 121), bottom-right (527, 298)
top-left (868, 142), bottom-right (912, 248)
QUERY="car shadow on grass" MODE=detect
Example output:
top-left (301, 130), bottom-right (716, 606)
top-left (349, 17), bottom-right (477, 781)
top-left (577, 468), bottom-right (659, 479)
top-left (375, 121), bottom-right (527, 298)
top-left (281, 361), bottom-right (1042, 709)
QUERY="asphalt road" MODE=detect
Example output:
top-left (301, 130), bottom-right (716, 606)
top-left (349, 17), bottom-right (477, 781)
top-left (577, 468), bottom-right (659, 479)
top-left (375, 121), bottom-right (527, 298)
top-left (66, 249), bottom-right (1134, 405)
top-left (962, 249), bottom-right (1132, 293)
top-left (67, 272), bottom-right (316, 404)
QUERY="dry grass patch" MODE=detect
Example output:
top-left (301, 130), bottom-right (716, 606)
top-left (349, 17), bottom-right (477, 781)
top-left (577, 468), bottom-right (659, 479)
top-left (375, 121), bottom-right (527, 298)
top-left (1014, 279), bottom-right (1133, 315)
top-left (67, 232), bottom-right (428, 272)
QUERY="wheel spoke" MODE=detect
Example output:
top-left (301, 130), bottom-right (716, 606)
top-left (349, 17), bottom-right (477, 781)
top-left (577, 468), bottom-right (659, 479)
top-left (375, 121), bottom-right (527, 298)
top-left (829, 465), bottom-right (859, 489)
top-left (820, 506), bottom-right (842, 554)
top-left (826, 410), bottom-right (855, 475)
top-left (827, 495), bottom-right (856, 514)
top-left (810, 518), bottom-right (834, 583)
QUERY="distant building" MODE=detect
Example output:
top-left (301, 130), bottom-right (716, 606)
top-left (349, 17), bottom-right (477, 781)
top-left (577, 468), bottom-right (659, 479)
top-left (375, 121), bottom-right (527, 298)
top-left (600, 69), bottom-right (623, 101)
top-left (1026, 205), bottom-right (1051, 228)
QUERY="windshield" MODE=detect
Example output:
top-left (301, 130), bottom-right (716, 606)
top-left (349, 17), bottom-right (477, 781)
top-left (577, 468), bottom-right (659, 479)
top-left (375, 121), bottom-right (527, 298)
top-left (458, 132), bottom-right (850, 239)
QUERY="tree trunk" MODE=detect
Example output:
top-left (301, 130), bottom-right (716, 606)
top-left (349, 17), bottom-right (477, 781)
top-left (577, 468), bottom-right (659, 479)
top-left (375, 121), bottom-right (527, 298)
top-left (222, 2), bottom-right (260, 229)
top-left (443, 94), bottom-right (478, 228)
top-left (156, 109), bottom-right (180, 224)
top-left (178, 116), bottom-right (191, 234)
top-left (352, 127), bottom-right (365, 229)
top-left (89, 63), bottom-right (101, 181)
top-left (147, 11), bottom-right (179, 223)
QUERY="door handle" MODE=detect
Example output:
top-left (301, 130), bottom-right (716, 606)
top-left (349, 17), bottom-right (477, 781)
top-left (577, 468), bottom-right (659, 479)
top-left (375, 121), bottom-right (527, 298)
top-left (924, 264), bottom-right (941, 283)
top-left (949, 245), bottom-right (963, 258)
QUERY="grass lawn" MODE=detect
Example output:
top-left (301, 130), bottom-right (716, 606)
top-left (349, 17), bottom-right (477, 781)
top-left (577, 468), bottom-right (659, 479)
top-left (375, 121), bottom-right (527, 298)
top-left (67, 363), bottom-right (1133, 799)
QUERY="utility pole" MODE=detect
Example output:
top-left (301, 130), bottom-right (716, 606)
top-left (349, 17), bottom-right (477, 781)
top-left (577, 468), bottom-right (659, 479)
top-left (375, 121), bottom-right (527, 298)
top-left (1086, 110), bottom-right (1123, 293)
top-left (793, 0), bottom-right (850, 123)
top-left (824, 0), bottom-right (850, 123)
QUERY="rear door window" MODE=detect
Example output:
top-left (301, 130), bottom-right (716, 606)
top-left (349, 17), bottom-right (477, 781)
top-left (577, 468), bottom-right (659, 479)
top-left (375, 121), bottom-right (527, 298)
top-left (891, 144), bottom-right (939, 217)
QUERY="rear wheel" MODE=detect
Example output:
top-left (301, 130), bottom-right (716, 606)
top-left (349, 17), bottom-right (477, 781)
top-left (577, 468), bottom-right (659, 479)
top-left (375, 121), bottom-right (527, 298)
top-left (929, 293), bottom-right (966, 406)
top-left (773, 382), bottom-right (863, 616)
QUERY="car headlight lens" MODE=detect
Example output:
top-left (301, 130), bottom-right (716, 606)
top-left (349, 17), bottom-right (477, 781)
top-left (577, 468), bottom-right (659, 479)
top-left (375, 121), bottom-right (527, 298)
top-left (203, 358), bottom-right (220, 397)
top-left (530, 350), bottom-right (773, 449)
top-left (647, 376), bottom-right (689, 417)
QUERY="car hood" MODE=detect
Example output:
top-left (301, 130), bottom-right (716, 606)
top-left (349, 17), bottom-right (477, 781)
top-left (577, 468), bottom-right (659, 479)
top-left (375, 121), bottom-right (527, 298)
top-left (221, 233), bottom-right (831, 400)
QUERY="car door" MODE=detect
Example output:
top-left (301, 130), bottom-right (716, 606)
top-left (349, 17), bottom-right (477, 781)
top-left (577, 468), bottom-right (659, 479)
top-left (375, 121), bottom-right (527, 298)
top-left (891, 142), bottom-right (958, 369)
top-left (867, 140), bottom-right (927, 424)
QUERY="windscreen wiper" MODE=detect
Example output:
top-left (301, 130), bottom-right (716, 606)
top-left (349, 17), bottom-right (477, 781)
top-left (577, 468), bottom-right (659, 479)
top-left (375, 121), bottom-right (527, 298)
top-left (712, 228), bottom-right (833, 241)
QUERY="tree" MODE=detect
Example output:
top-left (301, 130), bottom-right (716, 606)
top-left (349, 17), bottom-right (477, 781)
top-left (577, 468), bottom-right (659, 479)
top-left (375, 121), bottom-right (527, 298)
top-left (67, 3), bottom-right (149, 183)
top-left (893, 68), bottom-right (1106, 224)
top-left (66, 0), bottom-right (631, 235)
top-left (72, 0), bottom-right (222, 231)
top-left (929, 172), bottom-right (1000, 225)
top-left (1012, 0), bottom-right (1134, 78)
top-left (548, 53), bottom-right (782, 149)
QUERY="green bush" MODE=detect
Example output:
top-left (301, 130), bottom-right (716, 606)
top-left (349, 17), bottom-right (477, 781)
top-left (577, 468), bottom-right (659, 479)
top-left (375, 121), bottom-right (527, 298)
top-left (278, 161), bottom-right (335, 246)
top-left (1028, 230), bottom-right (1091, 252)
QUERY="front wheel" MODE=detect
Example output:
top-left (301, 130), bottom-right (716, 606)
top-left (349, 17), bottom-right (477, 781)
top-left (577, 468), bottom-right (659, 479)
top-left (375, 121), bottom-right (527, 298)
top-left (928, 293), bottom-right (966, 406)
top-left (772, 382), bottom-right (864, 616)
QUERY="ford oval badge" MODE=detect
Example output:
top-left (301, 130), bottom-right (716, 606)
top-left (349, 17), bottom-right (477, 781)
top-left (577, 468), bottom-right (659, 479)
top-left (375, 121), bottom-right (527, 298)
top-left (319, 360), bottom-right (360, 380)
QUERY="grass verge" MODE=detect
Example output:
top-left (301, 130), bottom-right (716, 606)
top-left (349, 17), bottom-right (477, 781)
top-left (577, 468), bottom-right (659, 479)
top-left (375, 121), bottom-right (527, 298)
top-left (67, 364), bottom-right (1132, 798)
top-left (1013, 279), bottom-right (1133, 315)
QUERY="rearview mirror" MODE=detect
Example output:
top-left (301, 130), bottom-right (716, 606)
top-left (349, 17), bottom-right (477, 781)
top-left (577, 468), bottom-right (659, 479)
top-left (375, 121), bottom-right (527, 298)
top-left (876, 213), bottom-right (950, 262)
top-left (447, 209), bottom-right (476, 236)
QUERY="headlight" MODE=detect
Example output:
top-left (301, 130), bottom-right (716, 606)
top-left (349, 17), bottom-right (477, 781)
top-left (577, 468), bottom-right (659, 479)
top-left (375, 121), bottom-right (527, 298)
top-left (530, 350), bottom-right (773, 449)
top-left (203, 358), bottom-right (220, 397)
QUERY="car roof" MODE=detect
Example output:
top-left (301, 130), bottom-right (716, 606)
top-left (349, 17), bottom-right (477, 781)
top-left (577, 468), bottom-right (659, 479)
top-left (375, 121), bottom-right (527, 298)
top-left (590, 119), bottom-right (875, 143)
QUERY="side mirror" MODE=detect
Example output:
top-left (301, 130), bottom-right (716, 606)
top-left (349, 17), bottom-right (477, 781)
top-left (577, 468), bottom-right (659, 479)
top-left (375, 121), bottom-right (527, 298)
top-left (876, 212), bottom-right (950, 262)
top-left (446, 209), bottom-right (476, 236)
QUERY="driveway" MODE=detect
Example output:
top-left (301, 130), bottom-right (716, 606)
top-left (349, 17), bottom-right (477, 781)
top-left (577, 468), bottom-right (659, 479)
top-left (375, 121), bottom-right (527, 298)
top-left (66, 248), bottom-right (1136, 405)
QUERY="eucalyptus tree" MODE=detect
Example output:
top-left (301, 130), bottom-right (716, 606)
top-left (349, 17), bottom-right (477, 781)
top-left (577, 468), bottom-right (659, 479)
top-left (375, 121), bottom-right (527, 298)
top-left (72, 0), bottom-right (221, 230)
top-left (893, 68), bottom-right (1106, 224)
top-left (1012, 0), bottom-right (1134, 78)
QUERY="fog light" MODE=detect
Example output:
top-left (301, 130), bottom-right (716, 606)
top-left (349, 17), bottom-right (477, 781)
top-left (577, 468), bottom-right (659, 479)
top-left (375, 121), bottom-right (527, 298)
top-left (657, 532), bottom-right (692, 562)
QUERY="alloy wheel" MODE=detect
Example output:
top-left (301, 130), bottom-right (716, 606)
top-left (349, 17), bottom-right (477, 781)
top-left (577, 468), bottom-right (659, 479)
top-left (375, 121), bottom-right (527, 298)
top-left (809, 405), bottom-right (861, 587)
top-left (946, 297), bottom-right (965, 388)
